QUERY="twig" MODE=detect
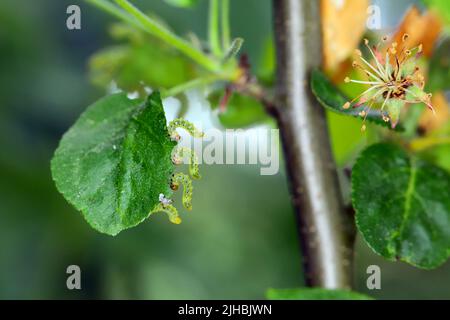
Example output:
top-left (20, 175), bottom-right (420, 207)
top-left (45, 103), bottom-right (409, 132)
top-left (272, 0), bottom-right (354, 288)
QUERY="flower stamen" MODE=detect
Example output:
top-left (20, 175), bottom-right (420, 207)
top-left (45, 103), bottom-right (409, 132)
top-left (344, 35), bottom-right (434, 129)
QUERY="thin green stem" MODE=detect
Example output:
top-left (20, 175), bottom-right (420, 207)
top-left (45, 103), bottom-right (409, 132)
top-left (161, 75), bottom-right (223, 98)
top-left (209, 0), bottom-right (222, 57)
top-left (221, 0), bottom-right (231, 49)
top-left (114, 0), bottom-right (221, 72)
top-left (85, 0), bottom-right (143, 30)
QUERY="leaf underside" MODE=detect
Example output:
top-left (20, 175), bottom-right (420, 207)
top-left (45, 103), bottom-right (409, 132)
top-left (51, 92), bottom-right (177, 236)
top-left (310, 69), bottom-right (404, 131)
top-left (352, 143), bottom-right (450, 268)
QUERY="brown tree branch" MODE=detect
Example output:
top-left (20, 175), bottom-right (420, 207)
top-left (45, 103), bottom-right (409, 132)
top-left (272, 0), bottom-right (355, 289)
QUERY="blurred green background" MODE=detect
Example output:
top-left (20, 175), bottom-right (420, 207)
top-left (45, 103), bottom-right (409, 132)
top-left (0, 0), bottom-right (449, 299)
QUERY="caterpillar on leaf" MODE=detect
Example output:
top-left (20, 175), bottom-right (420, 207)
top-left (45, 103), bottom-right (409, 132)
top-left (51, 91), bottom-right (204, 235)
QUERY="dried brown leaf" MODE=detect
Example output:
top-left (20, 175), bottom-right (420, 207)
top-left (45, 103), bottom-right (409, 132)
top-left (392, 6), bottom-right (443, 57)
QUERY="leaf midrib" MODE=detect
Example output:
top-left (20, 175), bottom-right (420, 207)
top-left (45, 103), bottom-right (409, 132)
top-left (388, 158), bottom-right (418, 256)
top-left (115, 102), bottom-right (169, 224)
top-left (115, 103), bottom-right (145, 223)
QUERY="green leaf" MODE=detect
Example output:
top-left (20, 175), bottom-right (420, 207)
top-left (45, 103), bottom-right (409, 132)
top-left (51, 92), bottom-right (177, 236)
top-left (427, 38), bottom-right (450, 92)
top-left (352, 143), bottom-right (450, 268)
top-left (208, 91), bottom-right (271, 128)
top-left (164, 0), bottom-right (199, 8)
top-left (310, 69), bottom-right (403, 131)
top-left (89, 23), bottom-right (197, 93)
top-left (90, 43), bottom-right (196, 93)
top-left (266, 288), bottom-right (372, 300)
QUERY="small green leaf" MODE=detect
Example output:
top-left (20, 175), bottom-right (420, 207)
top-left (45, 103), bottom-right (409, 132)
top-left (51, 92), bottom-right (177, 236)
top-left (266, 288), bottom-right (372, 300)
top-left (208, 91), bottom-right (271, 128)
top-left (89, 23), bottom-right (197, 93)
top-left (90, 43), bottom-right (195, 93)
top-left (427, 38), bottom-right (450, 92)
top-left (164, 0), bottom-right (199, 8)
top-left (352, 143), bottom-right (450, 268)
top-left (310, 69), bottom-right (403, 131)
